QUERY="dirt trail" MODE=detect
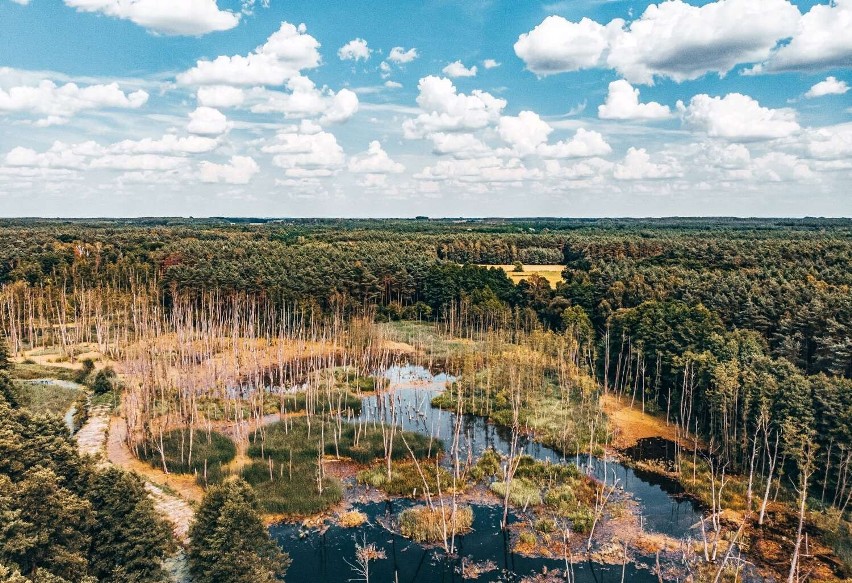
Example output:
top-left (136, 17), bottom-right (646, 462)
top-left (601, 393), bottom-right (694, 449)
top-left (75, 409), bottom-right (199, 545)
top-left (106, 416), bottom-right (201, 542)
top-left (75, 405), bottom-right (111, 462)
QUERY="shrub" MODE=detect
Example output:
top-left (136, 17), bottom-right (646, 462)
top-left (356, 462), bottom-right (452, 498)
top-left (469, 448), bottom-right (502, 482)
top-left (398, 505), bottom-right (474, 543)
top-left (490, 478), bottom-right (542, 508)
top-left (567, 508), bottom-right (594, 533)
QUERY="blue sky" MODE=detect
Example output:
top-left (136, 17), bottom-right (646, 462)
top-left (0, 0), bottom-right (849, 217)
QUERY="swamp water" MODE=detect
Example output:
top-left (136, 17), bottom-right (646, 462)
top-left (271, 366), bottom-right (702, 582)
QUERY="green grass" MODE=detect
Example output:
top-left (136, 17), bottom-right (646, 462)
top-left (10, 362), bottom-right (77, 382)
top-left (139, 429), bottom-right (237, 476)
top-left (14, 380), bottom-right (80, 416)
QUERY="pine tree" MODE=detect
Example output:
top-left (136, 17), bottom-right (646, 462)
top-left (86, 467), bottom-right (173, 582)
top-left (188, 477), bottom-right (289, 583)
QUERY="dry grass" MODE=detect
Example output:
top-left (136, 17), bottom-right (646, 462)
top-left (398, 505), bottom-right (474, 543)
top-left (338, 510), bottom-right (368, 528)
top-left (493, 264), bottom-right (565, 286)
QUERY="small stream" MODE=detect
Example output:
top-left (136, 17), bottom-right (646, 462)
top-left (270, 365), bottom-right (702, 582)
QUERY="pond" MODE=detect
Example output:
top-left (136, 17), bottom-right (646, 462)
top-left (270, 365), bottom-right (702, 582)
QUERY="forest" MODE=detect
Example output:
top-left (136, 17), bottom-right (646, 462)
top-left (1, 217), bottom-right (850, 583)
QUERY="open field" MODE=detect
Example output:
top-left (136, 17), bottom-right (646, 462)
top-left (491, 264), bottom-right (565, 286)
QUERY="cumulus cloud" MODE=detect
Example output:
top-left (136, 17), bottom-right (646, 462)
top-left (798, 123), bottom-right (852, 160)
top-left (0, 79), bottom-right (148, 125)
top-left (197, 85), bottom-right (245, 108)
top-left (338, 38), bottom-right (371, 61)
top-left (483, 59), bottom-right (501, 69)
top-left (677, 93), bottom-right (800, 141)
top-left (63, 0), bottom-right (240, 35)
top-left (515, 0), bottom-right (801, 84)
top-left (415, 156), bottom-right (541, 183)
top-left (804, 76), bottom-right (849, 99)
top-left (187, 106), bottom-right (231, 135)
top-left (514, 16), bottom-right (616, 75)
top-left (403, 76), bottom-right (506, 138)
top-left (598, 80), bottom-right (671, 120)
top-left (262, 120), bottom-right (345, 177)
top-left (248, 76), bottom-right (359, 124)
top-left (348, 141), bottom-right (404, 174)
top-left (387, 47), bottom-right (419, 64)
top-left (111, 134), bottom-right (219, 154)
top-left (321, 89), bottom-right (359, 124)
top-left (614, 147), bottom-right (681, 179)
top-left (177, 22), bottom-right (321, 86)
top-left (429, 133), bottom-right (491, 157)
top-left (199, 156), bottom-right (259, 184)
top-left (498, 111), bottom-right (611, 158)
top-left (442, 61), bottom-right (478, 78)
top-left (758, 0), bottom-right (852, 72)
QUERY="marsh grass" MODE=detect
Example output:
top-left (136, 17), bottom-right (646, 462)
top-left (140, 428), bottom-right (237, 475)
top-left (398, 505), bottom-right (474, 543)
top-left (15, 380), bottom-right (80, 416)
top-left (357, 462), bottom-right (452, 497)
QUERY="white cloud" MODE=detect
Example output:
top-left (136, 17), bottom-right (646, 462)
top-left (89, 154), bottom-right (186, 171)
top-left (177, 22), bottom-right (321, 86)
top-left (63, 0), bottom-right (240, 35)
top-left (248, 76), bottom-right (359, 124)
top-left (799, 123), bottom-right (852, 160)
top-left (442, 61), bottom-right (478, 78)
top-left (614, 147), bottom-right (681, 179)
top-left (262, 120), bottom-right (345, 177)
top-left (348, 141), bottom-right (404, 174)
top-left (759, 0), bottom-right (852, 72)
top-left (749, 152), bottom-right (813, 181)
top-left (388, 47), bottom-right (419, 64)
top-left (538, 128), bottom-right (612, 158)
top-left (515, 0), bottom-right (801, 84)
top-left (514, 16), bottom-right (616, 75)
top-left (384, 80), bottom-right (403, 89)
top-left (187, 106), bottom-right (231, 135)
top-left (498, 110), bottom-right (552, 155)
top-left (199, 155), bottom-right (259, 184)
top-left (10, 0), bottom-right (31, 5)
top-left (804, 76), bottom-right (849, 99)
top-left (429, 133), bottom-right (491, 157)
top-left (111, 134), bottom-right (219, 154)
top-left (321, 89), bottom-right (359, 124)
top-left (677, 93), bottom-right (800, 141)
top-left (598, 80), bottom-right (671, 120)
top-left (403, 76), bottom-right (506, 138)
top-left (483, 59), bottom-right (501, 69)
top-left (415, 156), bottom-right (541, 183)
top-left (338, 38), bottom-right (371, 61)
top-left (0, 79), bottom-right (148, 124)
top-left (498, 111), bottom-right (611, 158)
top-left (197, 85), bottom-right (245, 108)
top-left (607, 0), bottom-right (800, 84)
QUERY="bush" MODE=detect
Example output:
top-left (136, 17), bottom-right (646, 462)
top-left (91, 367), bottom-right (116, 395)
top-left (567, 508), bottom-right (594, 533)
top-left (469, 448), bottom-right (502, 482)
top-left (398, 505), bottom-right (474, 543)
top-left (490, 478), bottom-right (542, 508)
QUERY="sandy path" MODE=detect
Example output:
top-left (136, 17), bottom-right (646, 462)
top-left (106, 416), bottom-right (201, 542)
top-left (75, 408), bottom-right (199, 545)
top-left (601, 393), bottom-right (694, 449)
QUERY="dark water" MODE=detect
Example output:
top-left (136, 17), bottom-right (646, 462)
top-left (271, 501), bottom-right (659, 583)
top-left (270, 365), bottom-right (701, 582)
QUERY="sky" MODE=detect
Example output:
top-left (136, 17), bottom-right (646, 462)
top-left (0, 0), bottom-right (849, 217)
